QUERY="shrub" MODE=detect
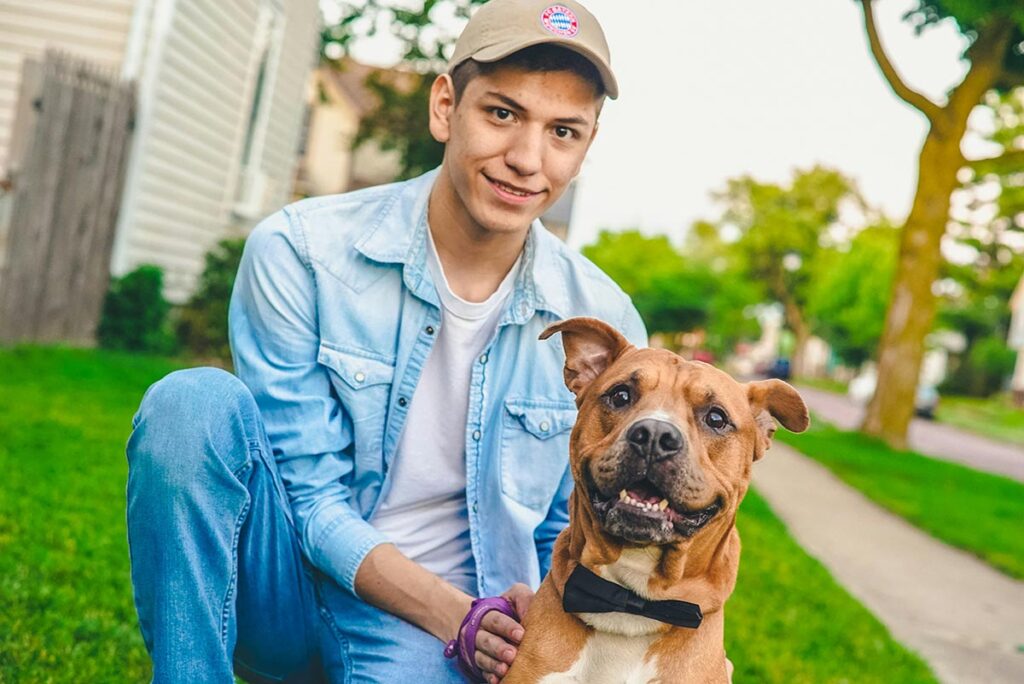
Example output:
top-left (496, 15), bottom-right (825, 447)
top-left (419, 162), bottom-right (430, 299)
top-left (97, 265), bottom-right (177, 353)
top-left (176, 238), bottom-right (246, 361)
top-left (942, 336), bottom-right (1016, 397)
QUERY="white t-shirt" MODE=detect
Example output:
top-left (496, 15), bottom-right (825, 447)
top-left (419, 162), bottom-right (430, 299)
top-left (369, 229), bottom-right (521, 594)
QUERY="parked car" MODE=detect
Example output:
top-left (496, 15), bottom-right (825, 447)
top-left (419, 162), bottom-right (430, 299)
top-left (848, 369), bottom-right (940, 419)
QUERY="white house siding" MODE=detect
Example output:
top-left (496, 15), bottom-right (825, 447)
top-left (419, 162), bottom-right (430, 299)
top-left (0, 0), bottom-right (136, 174)
top-left (112, 0), bottom-right (320, 302)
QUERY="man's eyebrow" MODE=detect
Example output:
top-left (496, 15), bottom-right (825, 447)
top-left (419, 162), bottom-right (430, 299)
top-left (485, 92), bottom-right (527, 112)
top-left (483, 91), bottom-right (592, 127)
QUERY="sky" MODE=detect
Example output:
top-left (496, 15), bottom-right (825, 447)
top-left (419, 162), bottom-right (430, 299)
top-left (324, 0), bottom-right (985, 249)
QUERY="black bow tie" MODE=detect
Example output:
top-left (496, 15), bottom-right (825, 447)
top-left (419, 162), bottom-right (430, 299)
top-left (562, 564), bottom-right (703, 629)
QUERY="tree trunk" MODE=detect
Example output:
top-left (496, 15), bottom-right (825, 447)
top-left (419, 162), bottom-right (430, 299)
top-left (855, 4), bottom-right (1012, 447)
top-left (861, 125), bottom-right (963, 447)
top-left (781, 294), bottom-right (811, 379)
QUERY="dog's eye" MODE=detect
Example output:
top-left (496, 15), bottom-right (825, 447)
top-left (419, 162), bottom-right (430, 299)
top-left (607, 384), bottom-right (633, 409)
top-left (704, 408), bottom-right (729, 431)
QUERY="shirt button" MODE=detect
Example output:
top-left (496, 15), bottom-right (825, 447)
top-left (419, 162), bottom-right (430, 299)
top-left (354, 371), bottom-right (366, 383)
top-left (479, 353), bottom-right (488, 365)
top-left (539, 420), bottom-right (550, 432)
top-left (472, 502), bottom-right (479, 513)
top-left (398, 397), bottom-right (408, 407)
top-left (425, 325), bottom-right (435, 335)
top-left (472, 430), bottom-right (481, 441)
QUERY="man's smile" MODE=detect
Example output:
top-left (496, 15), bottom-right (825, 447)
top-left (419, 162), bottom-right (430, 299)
top-left (483, 173), bottom-right (544, 204)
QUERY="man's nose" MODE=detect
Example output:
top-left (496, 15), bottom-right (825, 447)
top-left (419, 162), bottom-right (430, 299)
top-left (627, 419), bottom-right (685, 463)
top-left (504, 128), bottom-right (544, 176)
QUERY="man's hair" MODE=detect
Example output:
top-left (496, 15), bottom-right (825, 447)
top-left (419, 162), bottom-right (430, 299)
top-left (450, 44), bottom-right (605, 103)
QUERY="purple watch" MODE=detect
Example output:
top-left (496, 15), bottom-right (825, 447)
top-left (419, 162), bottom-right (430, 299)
top-left (444, 596), bottom-right (519, 682)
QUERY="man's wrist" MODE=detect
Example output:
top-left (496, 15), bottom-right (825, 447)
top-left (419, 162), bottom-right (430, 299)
top-left (438, 589), bottom-right (474, 643)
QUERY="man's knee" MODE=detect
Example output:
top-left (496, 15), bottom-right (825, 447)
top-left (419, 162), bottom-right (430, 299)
top-left (129, 367), bottom-right (258, 484)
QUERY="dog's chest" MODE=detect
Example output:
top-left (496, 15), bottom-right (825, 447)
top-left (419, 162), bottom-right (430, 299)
top-left (538, 630), bottom-right (660, 684)
top-left (540, 549), bottom-right (665, 683)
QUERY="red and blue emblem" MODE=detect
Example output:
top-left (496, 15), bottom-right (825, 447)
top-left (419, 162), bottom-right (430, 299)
top-left (541, 5), bottom-right (579, 38)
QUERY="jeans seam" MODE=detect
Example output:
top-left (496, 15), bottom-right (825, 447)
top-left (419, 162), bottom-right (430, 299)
top-left (221, 464), bottom-right (252, 647)
top-left (315, 582), bottom-right (354, 684)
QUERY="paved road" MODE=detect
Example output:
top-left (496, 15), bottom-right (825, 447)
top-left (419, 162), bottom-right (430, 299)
top-left (796, 385), bottom-right (1024, 482)
top-left (753, 444), bottom-right (1024, 684)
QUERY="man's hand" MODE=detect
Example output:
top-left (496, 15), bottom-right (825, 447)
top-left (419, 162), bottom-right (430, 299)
top-left (473, 583), bottom-right (534, 684)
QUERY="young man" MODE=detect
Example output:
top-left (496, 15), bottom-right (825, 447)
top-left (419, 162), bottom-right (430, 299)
top-left (126, 1), bottom-right (645, 682)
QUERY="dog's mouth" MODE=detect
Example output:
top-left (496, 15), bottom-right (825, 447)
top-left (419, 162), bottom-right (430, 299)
top-left (590, 477), bottom-right (723, 543)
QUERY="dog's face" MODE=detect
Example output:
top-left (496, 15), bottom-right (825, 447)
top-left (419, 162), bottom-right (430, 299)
top-left (541, 317), bottom-right (808, 547)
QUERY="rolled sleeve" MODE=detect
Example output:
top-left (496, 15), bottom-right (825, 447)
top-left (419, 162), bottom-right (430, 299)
top-left (229, 208), bottom-right (386, 593)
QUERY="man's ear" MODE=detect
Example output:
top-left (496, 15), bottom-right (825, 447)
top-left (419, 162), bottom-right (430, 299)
top-left (745, 379), bottom-right (810, 460)
top-left (428, 73), bottom-right (455, 144)
top-left (539, 317), bottom-right (632, 401)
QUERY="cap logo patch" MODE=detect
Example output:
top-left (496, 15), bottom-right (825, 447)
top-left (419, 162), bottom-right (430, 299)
top-left (541, 5), bottom-right (579, 38)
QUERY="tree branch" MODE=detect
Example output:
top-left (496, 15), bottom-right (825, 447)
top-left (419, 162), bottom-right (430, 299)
top-left (859, 0), bottom-right (943, 124)
top-left (947, 18), bottom-right (1014, 123)
top-left (968, 148), bottom-right (1024, 175)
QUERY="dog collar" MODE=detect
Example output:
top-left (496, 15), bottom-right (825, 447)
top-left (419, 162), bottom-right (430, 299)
top-left (562, 564), bottom-right (703, 629)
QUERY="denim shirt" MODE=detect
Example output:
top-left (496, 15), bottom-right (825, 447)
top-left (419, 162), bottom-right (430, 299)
top-left (229, 169), bottom-right (646, 599)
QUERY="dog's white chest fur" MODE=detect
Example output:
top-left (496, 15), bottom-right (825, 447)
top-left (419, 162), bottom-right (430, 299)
top-left (540, 549), bottom-right (664, 684)
top-left (537, 631), bottom-right (660, 684)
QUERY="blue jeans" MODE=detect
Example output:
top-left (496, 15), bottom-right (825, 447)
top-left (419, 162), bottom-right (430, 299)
top-left (127, 368), bottom-right (464, 683)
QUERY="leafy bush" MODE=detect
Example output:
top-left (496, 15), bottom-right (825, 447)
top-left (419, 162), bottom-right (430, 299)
top-left (176, 238), bottom-right (245, 361)
top-left (942, 336), bottom-right (1016, 397)
top-left (97, 265), bottom-right (177, 353)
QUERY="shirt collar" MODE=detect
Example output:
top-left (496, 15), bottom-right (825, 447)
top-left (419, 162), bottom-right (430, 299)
top-left (353, 168), bottom-right (571, 323)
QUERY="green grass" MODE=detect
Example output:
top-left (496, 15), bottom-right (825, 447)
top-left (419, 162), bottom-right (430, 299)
top-left (794, 376), bottom-right (849, 394)
top-left (0, 346), bottom-right (185, 682)
top-left (778, 419), bottom-right (1024, 579)
top-left (935, 393), bottom-right (1024, 446)
top-left (727, 490), bottom-right (935, 683)
top-left (0, 347), bottom-right (935, 682)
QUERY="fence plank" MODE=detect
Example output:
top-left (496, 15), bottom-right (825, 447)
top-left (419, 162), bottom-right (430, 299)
top-left (0, 51), bottom-right (136, 344)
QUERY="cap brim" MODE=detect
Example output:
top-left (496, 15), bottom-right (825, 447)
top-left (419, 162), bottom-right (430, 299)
top-left (454, 37), bottom-right (618, 99)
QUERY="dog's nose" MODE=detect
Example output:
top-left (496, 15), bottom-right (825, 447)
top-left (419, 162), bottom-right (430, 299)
top-left (627, 419), bottom-right (684, 462)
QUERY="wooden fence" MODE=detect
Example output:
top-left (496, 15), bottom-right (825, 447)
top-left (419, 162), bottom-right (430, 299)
top-left (0, 50), bottom-right (136, 344)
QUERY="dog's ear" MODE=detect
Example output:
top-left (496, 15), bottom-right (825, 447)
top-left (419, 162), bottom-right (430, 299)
top-left (745, 379), bottom-right (809, 460)
top-left (540, 317), bottom-right (633, 400)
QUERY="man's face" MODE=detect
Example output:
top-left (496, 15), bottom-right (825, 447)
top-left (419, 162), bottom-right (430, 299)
top-left (429, 65), bottom-right (601, 235)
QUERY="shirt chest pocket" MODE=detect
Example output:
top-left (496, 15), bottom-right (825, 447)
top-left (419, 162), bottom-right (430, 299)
top-left (500, 399), bottom-right (577, 511)
top-left (318, 344), bottom-right (395, 463)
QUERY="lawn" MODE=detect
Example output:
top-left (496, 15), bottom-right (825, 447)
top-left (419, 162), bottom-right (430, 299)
top-left (935, 393), bottom-right (1024, 446)
top-left (0, 347), bottom-right (935, 683)
top-left (778, 418), bottom-right (1024, 579)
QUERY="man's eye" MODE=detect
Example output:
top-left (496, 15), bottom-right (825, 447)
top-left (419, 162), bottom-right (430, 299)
top-left (607, 385), bottom-right (633, 409)
top-left (704, 408), bottom-right (730, 431)
top-left (554, 126), bottom-right (575, 139)
top-left (493, 108), bottom-right (512, 121)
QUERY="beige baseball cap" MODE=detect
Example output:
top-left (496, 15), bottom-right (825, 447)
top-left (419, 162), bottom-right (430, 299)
top-left (447, 0), bottom-right (618, 99)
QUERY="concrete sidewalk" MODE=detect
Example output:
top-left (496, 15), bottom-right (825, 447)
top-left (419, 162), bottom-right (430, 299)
top-left (752, 443), bottom-right (1024, 684)
top-left (796, 386), bottom-right (1024, 482)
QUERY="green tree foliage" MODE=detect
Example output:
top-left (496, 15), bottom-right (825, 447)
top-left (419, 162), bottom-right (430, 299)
top-left (321, 0), bottom-right (487, 177)
top-left (938, 87), bottom-right (1024, 396)
top-left (808, 225), bottom-right (899, 367)
top-left (581, 230), bottom-right (759, 354)
top-left (176, 239), bottom-right (246, 361)
top-left (97, 265), bottom-right (177, 354)
top-left (707, 167), bottom-right (863, 375)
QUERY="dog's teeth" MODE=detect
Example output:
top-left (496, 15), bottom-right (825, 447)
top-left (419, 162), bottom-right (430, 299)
top-left (659, 499), bottom-right (669, 510)
top-left (620, 490), bottom-right (628, 501)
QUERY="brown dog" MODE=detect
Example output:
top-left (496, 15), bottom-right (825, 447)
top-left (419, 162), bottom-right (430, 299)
top-left (502, 317), bottom-right (809, 683)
